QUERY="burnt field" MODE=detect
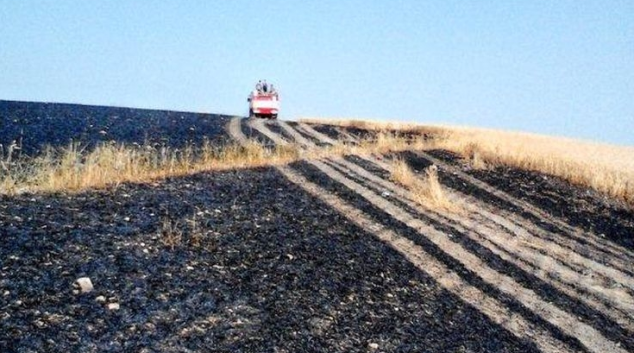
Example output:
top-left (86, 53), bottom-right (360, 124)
top-left (2, 102), bottom-right (634, 352)
top-left (0, 100), bottom-right (235, 156)
top-left (1, 166), bottom-right (541, 352)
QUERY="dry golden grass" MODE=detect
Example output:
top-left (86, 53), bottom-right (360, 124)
top-left (307, 131), bottom-right (435, 158)
top-left (300, 117), bottom-right (424, 132)
top-left (300, 117), bottom-right (449, 141)
top-left (158, 210), bottom-right (213, 250)
top-left (4, 118), bottom-right (632, 208)
top-left (390, 158), bottom-right (460, 212)
top-left (0, 140), bottom-right (300, 194)
top-left (0, 133), bottom-right (433, 195)
top-left (439, 127), bottom-right (634, 206)
top-left (159, 216), bottom-right (183, 251)
top-left (300, 118), bottom-right (634, 207)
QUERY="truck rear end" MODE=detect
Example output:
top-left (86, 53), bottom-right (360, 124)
top-left (248, 93), bottom-right (279, 119)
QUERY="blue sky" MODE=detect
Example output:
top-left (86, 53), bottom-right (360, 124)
top-left (1, 1), bottom-right (633, 145)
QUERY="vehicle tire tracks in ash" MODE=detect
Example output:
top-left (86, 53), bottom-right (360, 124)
top-left (229, 117), bottom-right (634, 353)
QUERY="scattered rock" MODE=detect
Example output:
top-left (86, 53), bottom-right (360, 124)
top-left (368, 342), bottom-right (379, 350)
top-left (95, 296), bottom-right (106, 303)
top-left (75, 277), bottom-right (94, 293)
top-left (107, 303), bottom-right (120, 311)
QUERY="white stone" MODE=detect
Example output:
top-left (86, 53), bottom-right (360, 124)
top-left (95, 296), bottom-right (106, 303)
top-left (76, 277), bottom-right (93, 293)
top-left (107, 303), bottom-right (120, 311)
top-left (368, 342), bottom-right (379, 350)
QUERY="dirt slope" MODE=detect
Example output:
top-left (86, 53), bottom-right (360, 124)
top-left (1, 103), bottom-right (634, 352)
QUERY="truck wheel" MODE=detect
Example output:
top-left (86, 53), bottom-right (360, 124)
top-left (271, 114), bottom-right (278, 120)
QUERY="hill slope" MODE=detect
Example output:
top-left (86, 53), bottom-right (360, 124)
top-left (0, 100), bottom-right (233, 155)
top-left (1, 102), bottom-right (633, 352)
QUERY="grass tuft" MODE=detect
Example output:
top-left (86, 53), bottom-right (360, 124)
top-left (159, 216), bottom-right (183, 250)
top-left (390, 158), bottom-right (460, 213)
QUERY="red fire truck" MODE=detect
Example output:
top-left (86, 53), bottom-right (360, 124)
top-left (248, 84), bottom-right (279, 119)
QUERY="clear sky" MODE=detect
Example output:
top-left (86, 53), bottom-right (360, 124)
top-left (1, 1), bottom-right (633, 145)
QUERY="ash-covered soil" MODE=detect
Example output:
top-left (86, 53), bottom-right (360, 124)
top-left (0, 167), bottom-right (537, 352)
top-left (0, 100), bottom-right (234, 156)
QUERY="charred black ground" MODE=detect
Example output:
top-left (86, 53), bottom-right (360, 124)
top-left (1, 167), bottom-right (538, 352)
top-left (2, 103), bottom-right (633, 352)
top-left (0, 100), bottom-right (233, 156)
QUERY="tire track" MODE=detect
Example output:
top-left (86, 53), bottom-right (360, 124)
top-left (336, 126), bottom-right (361, 144)
top-left (324, 157), bottom-right (634, 333)
top-left (468, 191), bottom-right (634, 280)
top-left (277, 120), bottom-right (314, 147)
top-left (461, 193), bottom-right (634, 290)
top-left (277, 165), bottom-right (575, 353)
top-left (336, 155), bottom-right (634, 295)
top-left (408, 151), bottom-right (634, 283)
top-left (306, 158), bottom-right (627, 353)
top-left (414, 151), bottom-right (634, 263)
top-left (249, 121), bottom-right (630, 353)
top-left (227, 116), bottom-right (248, 144)
top-left (297, 123), bottom-right (338, 146)
top-left (300, 125), bottom-right (634, 338)
top-left (289, 121), bottom-right (634, 294)
top-left (298, 123), bottom-right (634, 286)
top-left (248, 119), bottom-right (289, 146)
top-left (300, 123), bottom-right (633, 268)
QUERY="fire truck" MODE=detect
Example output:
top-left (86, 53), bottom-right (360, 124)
top-left (248, 83), bottom-right (279, 119)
